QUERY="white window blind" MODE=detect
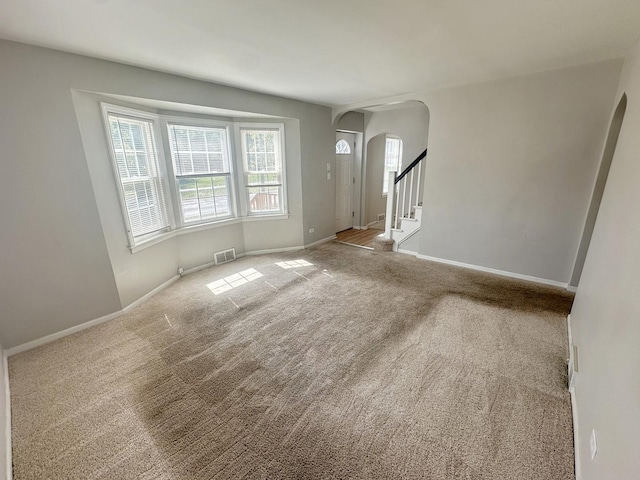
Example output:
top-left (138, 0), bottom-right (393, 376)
top-left (240, 128), bottom-right (284, 214)
top-left (106, 113), bottom-right (170, 242)
top-left (168, 124), bottom-right (233, 223)
top-left (383, 137), bottom-right (402, 194)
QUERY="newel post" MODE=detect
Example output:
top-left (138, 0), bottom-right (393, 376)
top-left (384, 171), bottom-right (396, 240)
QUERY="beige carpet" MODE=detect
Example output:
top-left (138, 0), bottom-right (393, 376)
top-left (9, 242), bottom-right (575, 479)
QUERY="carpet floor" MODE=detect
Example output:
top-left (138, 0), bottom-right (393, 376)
top-left (9, 242), bottom-right (575, 479)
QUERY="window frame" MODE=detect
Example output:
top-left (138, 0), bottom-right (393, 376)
top-left (163, 116), bottom-right (238, 227)
top-left (101, 103), bottom-right (176, 248)
top-left (382, 135), bottom-right (403, 196)
top-left (101, 104), bottom-right (290, 253)
top-left (335, 139), bottom-right (352, 155)
top-left (234, 123), bottom-right (288, 217)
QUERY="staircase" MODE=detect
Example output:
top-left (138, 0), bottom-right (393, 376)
top-left (383, 148), bottom-right (427, 252)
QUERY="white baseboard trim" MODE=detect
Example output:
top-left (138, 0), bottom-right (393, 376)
top-left (567, 313), bottom-right (580, 479)
top-left (243, 245), bottom-right (305, 256)
top-left (397, 248), bottom-right (417, 256)
top-left (3, 351), bottom-right (12, 480)
top-left (6, 310), bottom-right (123, 357)
top-left (183, 261), bottom-right (216, 276)
top-left (304, 235), bottom-right (337, 248)
top-left (567, 314), bottom-right (574, 386)
top-left (6, 275), bottom-right (180, 357)
top-left (352, 226), bottom-right (368, 230)
top-left (415, 254), bottom-right (568, 288)
top-left (567, 285), bottom-right (578, 293)
top-left (4, 237), bottom-right (339, 357)
top-left (121, 275), bottom-right (180, 312)
top-left (570, 384), bottom-right (581, 480)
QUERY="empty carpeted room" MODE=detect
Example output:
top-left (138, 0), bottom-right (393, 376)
top-left (1, 2), bottom-right (640, 480)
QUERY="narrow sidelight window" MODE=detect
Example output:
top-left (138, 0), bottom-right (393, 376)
top-left (383, 136), bottom-right (402, 195)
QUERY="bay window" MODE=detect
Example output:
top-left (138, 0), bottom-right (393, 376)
top-left (102, 104), bottom-right (288, 250)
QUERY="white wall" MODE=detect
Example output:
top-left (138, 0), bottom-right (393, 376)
top-left (569, 41), bottom-right (640, 480)
top-left (0, 40), bottom-right (334, 348)
top-left (415, 60), bottom-right (623, 283)
top-left (363, 105), bottom-right (430, 225)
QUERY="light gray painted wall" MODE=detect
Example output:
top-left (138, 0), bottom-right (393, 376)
top-left (397, 231), bottom-right (420, 253)
top-left (363, 105), bottom-right (430, 225)
top-left (569, 41), bottom-right (640, 480)
top-left (365, 134), bottom-right (388, 225)
top-left (0, 40), bottom-right (333, 348)
top-left (569, 95), bottom-right (627, 288)
top-left (0, 45), bottom-right (122, 349)
top-left (416, 59), bottom-right (623, 283)
top-left (0, 349), bottom-right (7, 480)
top-left (336, 111), bottom-right (364, 132)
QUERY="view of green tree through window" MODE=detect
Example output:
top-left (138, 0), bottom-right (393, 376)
top-left (103, 104), bottom-right (288, 249)
top-left (240, 128), bottom-right (284, 214)
top-left (168, 124), bottom-right (233, 223)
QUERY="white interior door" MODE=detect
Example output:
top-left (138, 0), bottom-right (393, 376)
top-left (335, 132), bottom-right (354, 232)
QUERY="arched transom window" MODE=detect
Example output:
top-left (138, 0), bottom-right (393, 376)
top-left (335, 139), bottom-right (352, 155)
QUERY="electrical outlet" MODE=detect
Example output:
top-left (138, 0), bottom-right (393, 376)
top-left (309, 228), bottom-right (315, 233)
top-left (326, 162), bottom-right (331, 171)
top-left (327, 172), bottom-right (331, 180)
top-left (590, 429), bottom-right (598, 460)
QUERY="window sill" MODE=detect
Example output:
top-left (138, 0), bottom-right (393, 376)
top-left (129, 213), bottom-right (290, 254)
top-left (243, 213), bottom-right (289, 222)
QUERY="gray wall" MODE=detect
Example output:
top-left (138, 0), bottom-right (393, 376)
top-left (336, 111), bottom-right (364, 132)
top-left (0, 349), bottom-right (6, 480)
top-left (363, 105), bottom-right (430, 225)
top-left (0, 40), bottom-right (334, 348)
top-left (569, 95), bottom-right (627, 288)
top-left (569, 41), bottom-right (640, 480)
top-left (416, 59), bottom-right (623, 283)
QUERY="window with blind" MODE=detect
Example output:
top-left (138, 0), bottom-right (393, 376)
top-left (383, 136), bottom-right (403, 194)
top-left (102, 104), bottom-right (288, 251)
top-left (105, 111), bottom-right (171, 244)
top-left (167, 124), bottom-right (233, 224)
top-left (239, 127), bottom-right (285, 215)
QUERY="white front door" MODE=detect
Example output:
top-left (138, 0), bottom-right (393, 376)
top-left (335, 132), bottom-right (355, 232)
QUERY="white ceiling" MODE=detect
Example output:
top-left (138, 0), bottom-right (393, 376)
top-left (2, 0), bottom-right (640, 106)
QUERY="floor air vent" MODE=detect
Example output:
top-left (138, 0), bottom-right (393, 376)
top-left (214, 248), bottom-right (236, 265)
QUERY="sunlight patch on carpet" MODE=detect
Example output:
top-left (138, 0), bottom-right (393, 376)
top-left (275, 259), bottom-right (313, 269)
top-left (206, 268), bottom-right (264, 295)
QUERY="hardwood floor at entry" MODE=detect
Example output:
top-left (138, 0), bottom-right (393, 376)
top-left (336, 228), bottom-right (384, 249)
